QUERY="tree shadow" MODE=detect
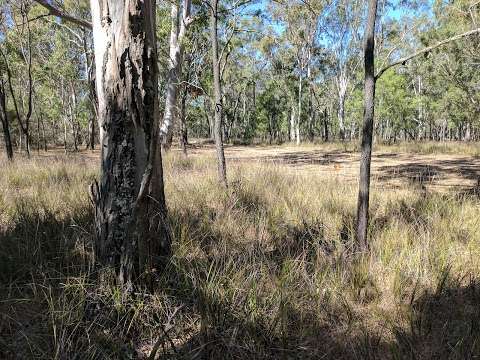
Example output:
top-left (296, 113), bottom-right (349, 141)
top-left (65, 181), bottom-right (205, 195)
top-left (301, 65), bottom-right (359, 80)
top-left (0, 207), bottom-right (94, 359)
top-left (392, 279), bottom-right (480, 359)
top-left (0, 207), bottom-right (94, 284)
top-left (231, 150), bottom-right (353, 167)
top-left (157, 256), bottom-right (391, 360)
top-left (377, 163), bottom-right (443, 186)
top-left (377, 158), bottom-right (480, 188)
top-left (154, 210), bottom-right (390, 360)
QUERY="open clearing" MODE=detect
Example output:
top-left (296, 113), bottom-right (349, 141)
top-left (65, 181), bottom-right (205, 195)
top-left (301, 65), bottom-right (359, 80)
top-left (27, 142), bottom-right (480, 191)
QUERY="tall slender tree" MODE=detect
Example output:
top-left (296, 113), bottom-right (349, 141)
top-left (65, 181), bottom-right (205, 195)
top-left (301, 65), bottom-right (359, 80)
top-left (0, 78), bottom-right (14, 161)
top-left (159, 0), bottom-right (193, 149)
top-left (356, 0), bottom-right (480, 248)
top-left (210, 0), bottom-right (227, 186)
top-left (355, 0), bottom-right (378, 249)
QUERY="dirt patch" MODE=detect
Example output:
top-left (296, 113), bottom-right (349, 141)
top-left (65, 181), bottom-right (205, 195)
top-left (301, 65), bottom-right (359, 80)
top-left (187, 144), bottom-right (480, 192)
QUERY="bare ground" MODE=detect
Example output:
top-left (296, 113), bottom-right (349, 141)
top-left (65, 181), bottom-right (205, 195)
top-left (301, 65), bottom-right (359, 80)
top-left (187, 143), bottom-right (480, 192)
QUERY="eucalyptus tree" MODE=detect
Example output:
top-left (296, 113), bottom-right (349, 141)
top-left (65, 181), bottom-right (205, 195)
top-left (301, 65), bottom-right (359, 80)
top-left (270, 0), bottom-right (326, 144)
top-left (159, 0), bottom-right (193, 149)
top-left (0, 77), bottom-right (13, 160)
top-left (1, 1), bottom-right (34, 156)
top-left (88, 0), bottom-right (171, 288)
top-left (322, 0), bottom-right (363, 140)
top-left (204, 0), bottom-right (256, 185)
top-left (208, 0), bottom-right (228, 185)
top-left (356, 0), bottom-right (480, 248)
top-left (33, 0), bottom-right (171, 289)
top-left (426, 0), bottom-right (480, 140)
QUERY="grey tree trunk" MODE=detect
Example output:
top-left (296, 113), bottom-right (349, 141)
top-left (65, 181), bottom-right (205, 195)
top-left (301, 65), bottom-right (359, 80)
top-left (36, 113), bottom-right (40, 153)
top-left (88, 118), bottom-right (95, 150)
top-left (69, 84), bottom-right (79, 152)
top-left (160, 0), bottom-right (192, 149)
top-left (338, 90), bottom-right (346, 140)
top-left (323, 108), bottom-right (329, 142)
top-left (0, 80), bottom-right (13, 161)
top-left (296, 75), bottom-right (302, 145)
top-left (63, 115), bottom-right (68, 153)
top-left (356, 0), bottom-right (378, 250)
top-left (179, 86), bottom-right (188, 156)
top-left (290, 104), bottom-right (296, 142)
top-left (336, 72), bottom-right (349, 141)
top-left (84, 31), bottom-right (97, 151)
top-left (210, 0), bottom-right (227, 186)
top-left (89, 0), bottom-right (170, 289)
top-left (41, 114), bottom-right (47, 151)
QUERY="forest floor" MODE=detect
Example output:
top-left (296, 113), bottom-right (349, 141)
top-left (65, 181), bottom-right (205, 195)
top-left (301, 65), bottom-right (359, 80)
top-left (29, 140), bottom-right (480, 190)
top-left (194, 142), bottom-right (480, 190)
top-left (2, 141), bottom-right (480, 359)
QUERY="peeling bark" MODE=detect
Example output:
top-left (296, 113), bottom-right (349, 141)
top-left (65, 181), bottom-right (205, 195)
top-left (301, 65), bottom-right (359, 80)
top-left (89, 0), bottom-right (170, 289)
top-left (159, 0), bottom-right (192, 149)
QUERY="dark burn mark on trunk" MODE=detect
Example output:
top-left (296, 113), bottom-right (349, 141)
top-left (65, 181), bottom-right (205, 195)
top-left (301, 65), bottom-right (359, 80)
top-left (91, 0), bottom-right (170, 289)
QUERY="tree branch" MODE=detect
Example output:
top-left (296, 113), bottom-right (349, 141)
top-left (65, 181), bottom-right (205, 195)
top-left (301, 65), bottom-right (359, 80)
top-left (33, 0), bottom-right (92, 30)
top-left (375, 28), bottom-right (480, 80)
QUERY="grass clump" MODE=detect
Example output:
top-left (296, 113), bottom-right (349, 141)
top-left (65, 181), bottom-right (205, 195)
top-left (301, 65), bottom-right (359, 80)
top-left (1, 149), bottom-right (480, 359)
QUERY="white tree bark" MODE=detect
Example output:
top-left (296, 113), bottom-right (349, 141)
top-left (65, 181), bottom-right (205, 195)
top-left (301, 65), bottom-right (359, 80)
top-left (336, 73), bottom-right (348, 140)
top-left (296, 75), bottom-right (302, 145)
top-left (290, 104), bottom-right (296, 142)
top-left (89, 0), bottom-right (170, 289)
top-left (159, 0), bottom-right (192, 148)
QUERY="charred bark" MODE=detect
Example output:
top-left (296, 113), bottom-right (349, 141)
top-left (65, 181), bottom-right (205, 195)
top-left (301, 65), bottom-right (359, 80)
top-left (89, 0), bottom-right (170, 289)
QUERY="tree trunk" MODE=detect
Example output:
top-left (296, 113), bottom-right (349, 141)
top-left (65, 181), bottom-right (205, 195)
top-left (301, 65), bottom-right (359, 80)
top-left (63, 116), bottom-right (68, 153)
top-left (0, 80), bottom-right (13, 161)
top-left (160, 0), bottom-right (192, 149)
top-left (210, 0), bottom-right (227, 186)
top-left (69, 84), bottom-right (79, 152)
top-left (179, 85), bottom-right (188, 156)
top-left (89, 0), bottom-right (170, 290)
top-left (290, 104), bottom-right (296, 142)
top-left (25, 132), bottom-right (30, 155)
top-left (37, 114), bottom-right (40, 153)
top-left (323, 108), bottom-right (329, 142)
top-left (337, 76), bottom-right (347, 141)
top-left (296, 75), bottom-right (302, 145)
top-left (307, 88), bottom-right (315, 142)
top-left (41, 114), bottom-right (47, 151)
top-left (356, 0), bottom-right (378, 250)
top-left (84, 30), bottom-right (97, 151)
top-left (88, 117), bottom-right (95, 150)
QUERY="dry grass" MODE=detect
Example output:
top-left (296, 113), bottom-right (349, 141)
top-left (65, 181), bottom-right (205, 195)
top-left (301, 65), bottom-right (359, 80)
top-left (1, 145), bottom-right (480, 359)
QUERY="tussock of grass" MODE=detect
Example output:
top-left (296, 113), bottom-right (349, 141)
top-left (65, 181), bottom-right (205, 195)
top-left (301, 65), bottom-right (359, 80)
top-left (1, 150), bottom-right (480, 359)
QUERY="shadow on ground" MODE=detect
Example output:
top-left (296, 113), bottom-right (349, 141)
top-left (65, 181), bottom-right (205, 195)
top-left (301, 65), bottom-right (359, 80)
top-left (377, 158), bottom-right (480, 187)
top-left (2, 191), bottom-right (480, 359)
top-left (391, 279), bottom-right (480, 359)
